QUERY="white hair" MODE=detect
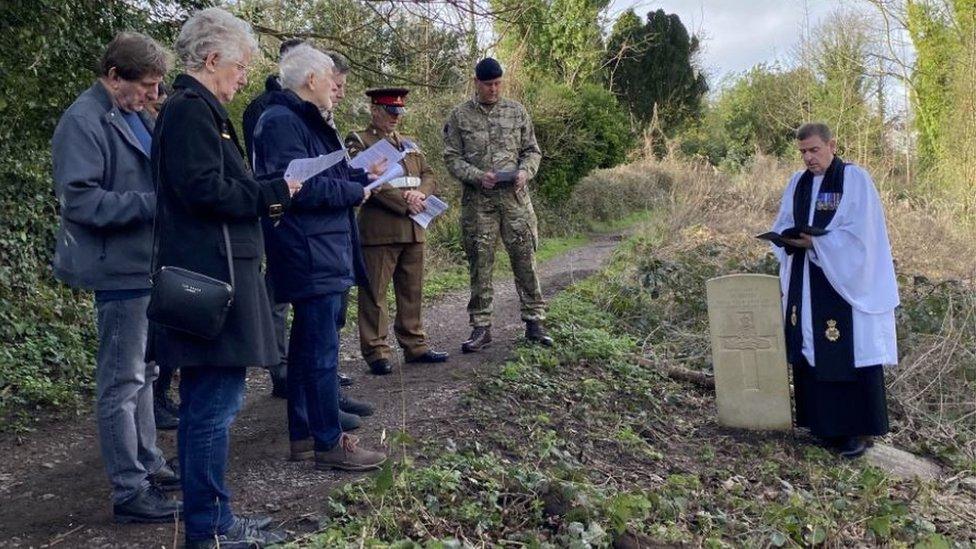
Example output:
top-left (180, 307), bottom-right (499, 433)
top-left (176, 7), bottom-right (259, 71)
top-left (279, 44), bottom-right (334, 91)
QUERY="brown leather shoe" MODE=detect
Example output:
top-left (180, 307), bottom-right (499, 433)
top-left (315, 434), bottom-right (387, 471)
top-left (289, 438), bottom-right (314, 461)
top-left (461, 326), bottom-right (492, 353)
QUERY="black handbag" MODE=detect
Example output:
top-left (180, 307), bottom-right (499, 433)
top-left (147, 109), bottom-right (235, 340)
top-left (147, 224), bottom-right (235, 340)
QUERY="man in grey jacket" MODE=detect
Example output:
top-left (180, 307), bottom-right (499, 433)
top-left (51, 32), bottom-right (182, 523)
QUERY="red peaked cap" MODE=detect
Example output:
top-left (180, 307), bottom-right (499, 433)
top-left (365, 87), bottom-right (409, 114)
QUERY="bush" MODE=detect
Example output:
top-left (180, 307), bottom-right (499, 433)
top-left (523, 78), bottom-right (635, 203)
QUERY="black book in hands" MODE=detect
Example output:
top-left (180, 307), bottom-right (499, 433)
top-left (493, 170), bottom-right (518, 187)
top-left (756, 225), bottom-right (829, 248)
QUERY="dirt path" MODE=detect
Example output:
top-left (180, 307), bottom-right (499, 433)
top-left (0, 233), bottom-right (622, 549)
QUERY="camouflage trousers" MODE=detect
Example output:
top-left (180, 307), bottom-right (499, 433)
top-left (461, 186), bottom-right (546, 327)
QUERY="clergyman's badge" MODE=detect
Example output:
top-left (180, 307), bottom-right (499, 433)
top-left (825, 319), bottom-right (840, 342)
top-left (790, 305), bottom-right (797, 327)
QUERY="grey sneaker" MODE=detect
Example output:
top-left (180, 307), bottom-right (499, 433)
top-left (315, 434), bottom-right (387, 472)
top-left (184, 516), bottom-right (286, 548)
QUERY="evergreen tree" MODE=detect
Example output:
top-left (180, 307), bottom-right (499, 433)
top-left (604, 8), bottom-right (708, 132)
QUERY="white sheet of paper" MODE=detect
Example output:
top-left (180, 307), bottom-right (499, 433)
top-left (410, 195), bottom-right (449, 229)
top-left (348, 138), bottom-right (404, 171)
top-left (364, 163), bottom-right (404, 191)
top-left (283, 150), bottom-right (347, 183)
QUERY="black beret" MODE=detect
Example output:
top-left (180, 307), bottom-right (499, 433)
top-left (475, 57), bottom-right (503, 81)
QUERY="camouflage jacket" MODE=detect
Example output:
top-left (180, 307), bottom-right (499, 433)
top-left (442, 97), bottom-right (542, 187)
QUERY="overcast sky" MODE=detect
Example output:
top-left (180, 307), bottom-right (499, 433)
top-left (610, 0), bottom-right (841, 84)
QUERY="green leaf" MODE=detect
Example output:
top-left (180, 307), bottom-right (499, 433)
top-left (373, 459), bottom-right (394, 496)
top-left (867, 516), bottom-right (891, 540)
top-left (914, 533), bottom-right (951, 549)
top-left (804, 525), bottom-right (827, 545)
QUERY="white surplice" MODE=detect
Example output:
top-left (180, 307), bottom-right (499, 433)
top-left (771, 164), bottom-right (900, 368)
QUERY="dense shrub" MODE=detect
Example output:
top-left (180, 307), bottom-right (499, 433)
top-left (523, 79), bottom-right (635, 203)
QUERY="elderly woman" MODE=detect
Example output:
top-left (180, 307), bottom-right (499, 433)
top-left (253, 44), bottom-right (387, 472)
top-left (148, 8), bottom-right (298, 548)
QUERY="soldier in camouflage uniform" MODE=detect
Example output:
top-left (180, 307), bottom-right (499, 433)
top-left (443, 57), bottom-right (554, 352)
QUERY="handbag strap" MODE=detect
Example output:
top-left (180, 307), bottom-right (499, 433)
top-left (221, 222), bottom-right (235, 291)
top-left (151, 92), bottom-right (235, 293)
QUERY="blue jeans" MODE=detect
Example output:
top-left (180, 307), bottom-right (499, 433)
top-left (288, 293), bottom-right (344, 451)
top-left (94, 295), bottom-right (165, 504)
top-left (178, 366), bottom-right (246, 541)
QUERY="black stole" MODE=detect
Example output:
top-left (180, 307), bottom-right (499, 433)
top-left (784, 156), bottom-right (855, 382)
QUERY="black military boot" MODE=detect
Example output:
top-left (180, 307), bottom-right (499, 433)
top-left (525, 320), bottom-right (554, 347)
top-left (461, 326), bottom-right (492, 353)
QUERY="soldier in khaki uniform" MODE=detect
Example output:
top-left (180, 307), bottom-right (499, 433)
top-left (443, 58), bottom-right (554, 352)
top-left (346, 88), bottom-right (449, 375)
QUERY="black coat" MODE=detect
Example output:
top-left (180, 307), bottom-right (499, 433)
top-left (253, 90), bottom-right (370, 303)
top-left (147, 74), bottom-right (291, 369)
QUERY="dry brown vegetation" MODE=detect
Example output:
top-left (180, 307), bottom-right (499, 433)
top-left (575, 154), bottom-right (976, 471)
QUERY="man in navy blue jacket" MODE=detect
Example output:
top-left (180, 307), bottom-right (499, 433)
top-left (252, 44), bottom-right (387, 471)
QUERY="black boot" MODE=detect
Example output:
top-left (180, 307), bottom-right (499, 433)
top-left (148, 462), bottom-right (181, 492)
top-left (368, 358), bottom-right (392, 376)
top-left (405, 350), bottom-right (450, 363)
top-left (525, 320), bottom-right (554, 347)
top-left (838, 436), bottom-right (871, 459)
top-left (339, 392), bottom-right (374, 416)
top-left (461, 326), bottom-right (492, 353)
top-left (268, 362), bottom-right (287, 399)
top-left (113, 485), bottom-right (182, 524)
top-left (338, 371), bottom-right (354, 387)
top-left (340, 410), bottom-right (362, 431)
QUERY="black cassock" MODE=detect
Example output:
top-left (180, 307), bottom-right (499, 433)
top-left (779, 158), bottom-right (891, 439)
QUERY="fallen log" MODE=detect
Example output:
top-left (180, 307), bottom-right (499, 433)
top-left (631, 356), bottom-right (715, 389)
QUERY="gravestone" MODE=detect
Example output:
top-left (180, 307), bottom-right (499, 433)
top-left (706, 274), bottom-right (792, 430)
